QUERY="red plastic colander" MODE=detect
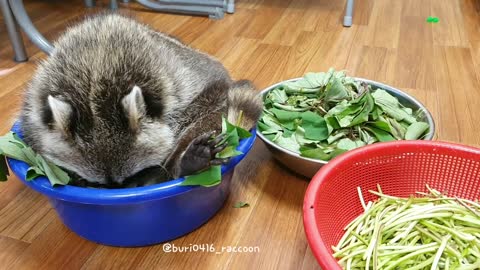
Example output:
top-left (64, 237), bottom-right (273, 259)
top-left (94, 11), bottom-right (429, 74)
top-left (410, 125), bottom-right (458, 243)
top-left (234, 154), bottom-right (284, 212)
top-left (303, 140), bottom-right (480, 269)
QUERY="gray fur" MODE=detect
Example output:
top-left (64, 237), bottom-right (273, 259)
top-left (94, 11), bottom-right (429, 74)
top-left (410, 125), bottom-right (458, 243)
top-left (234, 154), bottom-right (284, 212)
top-left (20, 13), bottom-right (261, 186)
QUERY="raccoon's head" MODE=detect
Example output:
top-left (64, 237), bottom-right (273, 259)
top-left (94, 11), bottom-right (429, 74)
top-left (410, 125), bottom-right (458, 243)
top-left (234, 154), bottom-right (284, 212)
top-left (31, 85), bottom-right (174, 185)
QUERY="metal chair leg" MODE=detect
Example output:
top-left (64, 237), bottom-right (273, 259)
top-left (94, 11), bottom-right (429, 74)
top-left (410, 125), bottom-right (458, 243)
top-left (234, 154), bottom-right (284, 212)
top-left (8, 0), bottom-right (54, 55)
top-left (226, 0), bottom-right (234, 13)
top-left (110, 0), bottom-right (118, 9)
top-left (136, 0), bottom-right (224, 19)
top-left (84, 0), bottom-right (96, 7)
top-left (0, 0), bottom-right (27, 62)
top-left (343, 0), bottom-right (354, 27)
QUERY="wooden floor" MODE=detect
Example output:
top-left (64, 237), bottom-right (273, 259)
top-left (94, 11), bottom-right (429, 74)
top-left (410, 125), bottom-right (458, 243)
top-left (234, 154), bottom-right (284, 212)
top-left (1, 0), bottom-right (480, 269)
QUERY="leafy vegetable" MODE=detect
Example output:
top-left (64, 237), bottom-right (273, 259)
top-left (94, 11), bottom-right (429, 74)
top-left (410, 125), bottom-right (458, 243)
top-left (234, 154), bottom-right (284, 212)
top-left (364, 126), bottom-right (396, 142)
top-left (180, 115), bottom-right (251, 187)
top-left (372, 90), bottom-right (417, 124)
top-left (258, 69), bottom-right (430, 161)
top-left (273, 133), bottom-right (301, 153)
top-left (180, 165), bottom-right (222, 187)
top-left (406, 122), bottom-right (430, 140)
top-left (337, 138), bottom-right (366, 151)
top-left (301, 111), bottom-right (328, 141)
top-left (333, 185), bottom-right (480, 270)
top-left (0, 132), bottom-right (71, 186)
top-left (0, 154), bottom-right (8, 182)
top-left (216, 146), bottom-right (243, 159)
top-left (324, 75), bottom-right (350, 106)
top-left (233, 201), bottom-right (250, 208)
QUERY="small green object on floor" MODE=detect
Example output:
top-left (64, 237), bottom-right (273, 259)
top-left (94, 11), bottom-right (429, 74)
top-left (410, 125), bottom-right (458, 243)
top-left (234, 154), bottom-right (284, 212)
top-left (426, 16), bottom-right (439, 23)
top-left (233, 201), bottom-right (250, 208)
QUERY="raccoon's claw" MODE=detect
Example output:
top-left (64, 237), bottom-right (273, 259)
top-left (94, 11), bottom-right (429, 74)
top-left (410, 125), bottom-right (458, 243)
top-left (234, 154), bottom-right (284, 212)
top-left (210, 133), bottom-right (226, 147)
top-left (210, 158), bottom-right (230, 166)
top-left (179, 131), bottom-right (230, 176)
top-left (191, 131), bottom-right (216, 146)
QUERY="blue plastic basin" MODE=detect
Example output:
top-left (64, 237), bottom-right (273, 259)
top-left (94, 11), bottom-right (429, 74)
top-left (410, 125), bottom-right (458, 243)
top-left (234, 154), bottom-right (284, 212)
top-left (7, 122), bottom-right (256, 247)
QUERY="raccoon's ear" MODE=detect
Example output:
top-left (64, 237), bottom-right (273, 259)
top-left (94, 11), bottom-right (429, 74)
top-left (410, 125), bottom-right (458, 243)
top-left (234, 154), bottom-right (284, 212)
top-left (47, 95), bottom-right (72, 134)
top-left (122, 85), bottom-right (146, 130)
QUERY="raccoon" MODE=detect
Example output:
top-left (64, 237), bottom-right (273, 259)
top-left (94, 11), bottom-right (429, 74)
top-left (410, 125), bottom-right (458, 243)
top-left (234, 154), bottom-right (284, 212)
top-left (20, 13), bottom-right (262, 187)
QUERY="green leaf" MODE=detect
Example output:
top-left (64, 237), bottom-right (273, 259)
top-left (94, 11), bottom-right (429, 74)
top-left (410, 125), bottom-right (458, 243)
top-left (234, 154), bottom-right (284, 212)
top-left (300, 148), bottom-right (331, 160)
top-left (364, 126), bottom-right (396, 142)
top-left (0, 132), bottom-right (72, 186)
top-left (273, 133), bottom-right (300, 153)
top-left (233, 201), bottom-right (250, 208)
top-left (257, 121), bottom-right (273, 133)
top-left (358, 127), bottom-right (376, 144)
top-left (370, 120), bottom-right (391, 132)
top-left (236, 127), bottom-right (252, 139)
top-left (267, 88), bottom-right (288, 103)
top-left (402, 107), bottom-right (413, 115)
top-left (327, 131), bottom-right (347, 144)
top-left (0, 133), bottom-right (29, 162)
top-left (264, 133), bottom-right (277, 141)
top-left (270, 108), bottom-right (301, 123)
top-left (295, 128), bottom-right (319, 145)
top-left (269, 108), bottom-right (302, 131)
top-left (325, 115), bottom-right (340, 130)
top-left (286, 95), bottom-right (307, 106)
top-left (387, 117), bottom-right (407, 139)
top-left (273, 103), bottom-right (311, 112)
top-left (36, 155), bottom-right (70, 186)
top-left (224, 129), bottom-right (240, 147)
top-left (327, 93), bottom-right (372, 128)
top-left (329, 148), bottom-right (347, 159)
top-left (300, 111), bottom-right (328, 141)
top-left (21, 147), bottom-right (38, 165)
top-left (221, 115), bottom-right (229, 133)
top-left (216, 146), bottom-right (243, 159)
top-left (327, 100), bottom-right (355, 116)
top-left (370, 106), bottom-right (381, 121)
top-left (261, 114), bottom-right (283, 131)
top-left (283, 72), bottom-right (328, 92)
top-left (304, 72), bottom-right (329, 87)
top-left (372, 90), bottom-right (417, 124)
top-left (338, 115), bottom-right (355, 128)
top-left (336, 138), bottom-right (366, 151)
top-left (0, 154), bottom-right (9, 182)
top-left (348, 92), bottom-right (374, 127)
top-left (220, 114), bottom-right (249, 145)
top-left (405, 122), bottom-right (430, 140)
top-left (180, 165), bottom-right (222, 187)
top-left (282, 129), bottom-right (294, 138)
top-left (26, 166), bottom-right (44, 181)
top-left (336, 138), bottom-right (356, 151)
top-left (324, 76), bottom-right (349, 105)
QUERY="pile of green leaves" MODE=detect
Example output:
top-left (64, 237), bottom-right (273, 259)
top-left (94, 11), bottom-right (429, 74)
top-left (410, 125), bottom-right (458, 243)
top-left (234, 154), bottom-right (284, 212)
top-left (0, 132), bottom-right (70, 185)
top-left (258, 69), bottom-right (430, 161)
top-left (0, 116), bottom-right (250, 188)
top-left (180, 115), bottom-right (251, 187)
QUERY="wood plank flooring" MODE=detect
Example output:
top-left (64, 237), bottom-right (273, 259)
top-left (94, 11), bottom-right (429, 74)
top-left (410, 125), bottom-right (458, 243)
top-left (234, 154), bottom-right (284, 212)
top-left (1, 0), bottom-right (479, 269)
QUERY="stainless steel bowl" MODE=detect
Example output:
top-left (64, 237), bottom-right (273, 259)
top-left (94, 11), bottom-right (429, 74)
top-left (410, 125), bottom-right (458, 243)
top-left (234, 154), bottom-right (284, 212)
top-left (256, 77), bottom-right (436, 178)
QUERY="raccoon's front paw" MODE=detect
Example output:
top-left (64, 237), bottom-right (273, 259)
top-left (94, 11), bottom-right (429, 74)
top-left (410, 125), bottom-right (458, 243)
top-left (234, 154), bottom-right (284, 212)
top-left (179, 132), bottom-right (230, 176)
